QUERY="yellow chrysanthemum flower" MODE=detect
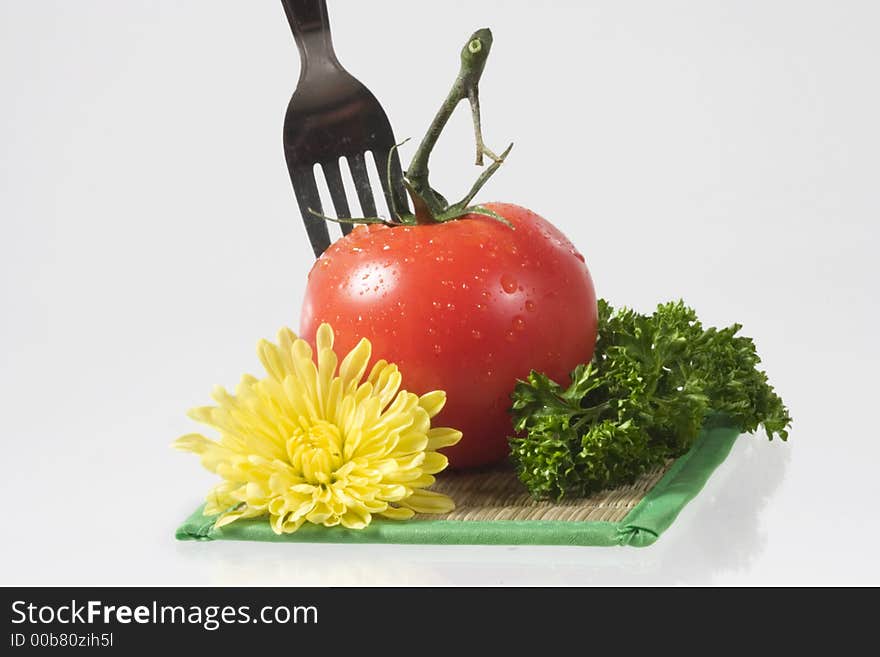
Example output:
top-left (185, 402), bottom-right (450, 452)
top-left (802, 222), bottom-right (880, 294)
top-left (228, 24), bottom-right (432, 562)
top-left (173, 323), bottom-right (462, 533)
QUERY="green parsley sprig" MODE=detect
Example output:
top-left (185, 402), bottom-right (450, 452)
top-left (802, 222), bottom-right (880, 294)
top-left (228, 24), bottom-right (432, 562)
top-left (509, 299), bottom-right (791, 500)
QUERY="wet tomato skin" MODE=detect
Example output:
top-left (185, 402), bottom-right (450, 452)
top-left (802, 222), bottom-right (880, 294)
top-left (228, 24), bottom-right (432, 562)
top-left (300, 202), bottom-right (597, 469)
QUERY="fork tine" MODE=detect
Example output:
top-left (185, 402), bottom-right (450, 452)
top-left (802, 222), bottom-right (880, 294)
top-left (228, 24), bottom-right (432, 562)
top-left (291, 166), bottom-right (331, 258)
top-left (321, 158), bottom-right (352, 236)
top-left (348, 152), bottom-right (378, 218)
top-left (373, 148), bottom-right (409, 218)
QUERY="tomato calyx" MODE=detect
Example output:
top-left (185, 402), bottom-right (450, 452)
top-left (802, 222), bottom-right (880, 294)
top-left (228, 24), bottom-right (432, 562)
top-left (308, 27), bottom-right (514, 232)
top-left (402, 143), bottom-right (514, 228)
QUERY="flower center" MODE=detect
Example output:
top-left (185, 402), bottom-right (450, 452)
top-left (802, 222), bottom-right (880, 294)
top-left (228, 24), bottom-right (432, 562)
top-left (288, 420), bottom-right (345, 485)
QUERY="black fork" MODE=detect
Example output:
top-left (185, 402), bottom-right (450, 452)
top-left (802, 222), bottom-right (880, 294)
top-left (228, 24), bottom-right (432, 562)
top-left (281, 0), bottom-right (408, 258)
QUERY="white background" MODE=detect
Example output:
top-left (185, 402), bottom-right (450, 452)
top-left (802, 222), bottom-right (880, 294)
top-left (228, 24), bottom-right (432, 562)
top-left (2, 0), bottom-right (878, 585)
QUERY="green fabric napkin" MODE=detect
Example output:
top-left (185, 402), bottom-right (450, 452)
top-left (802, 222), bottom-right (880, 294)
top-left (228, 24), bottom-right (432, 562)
top-left (176, 423), bottom-right (740, 547)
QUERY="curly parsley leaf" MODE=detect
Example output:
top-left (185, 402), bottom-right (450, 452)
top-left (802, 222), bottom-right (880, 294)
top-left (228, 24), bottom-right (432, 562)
top-left (509, 299), bottom-right (791, 500)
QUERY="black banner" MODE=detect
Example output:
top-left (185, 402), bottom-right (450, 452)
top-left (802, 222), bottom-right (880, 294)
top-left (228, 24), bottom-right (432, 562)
top-left (1, 586), bottom-right (857, 651)
top-left (2, 587), bottom-right (516, 651)
top-left (1, 586), bottom-right (644, 651)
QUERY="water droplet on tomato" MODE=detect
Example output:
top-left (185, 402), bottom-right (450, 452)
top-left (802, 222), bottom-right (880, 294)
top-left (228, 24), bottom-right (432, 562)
top-left (505, 330), bottom-right (516, 342)
top-left (500, 274), bottom-right (518, 294)
top-left (433, 344), bottom-right (442, 356)
top-left (382, 245), bottom-right (390, 251)
top-left (460, 282), bottom-right (469, 291)
top-left (432, 301), bottom-right (442, 309)
top-left (472, 329), bottom-right (482, 340)
top-left (513, 316), bottom-right (526, 331)
top-left (525, 300), bottom-right (536, 312)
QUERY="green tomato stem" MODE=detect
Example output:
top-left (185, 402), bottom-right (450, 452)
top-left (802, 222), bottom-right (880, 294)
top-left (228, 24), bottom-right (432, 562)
top-left (405, 28), bottom-right (505, 220)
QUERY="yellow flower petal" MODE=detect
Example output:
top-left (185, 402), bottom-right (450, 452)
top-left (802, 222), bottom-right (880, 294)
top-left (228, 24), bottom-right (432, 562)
top-left (173, 433), bottom-right (237, 473)
top-left (340, 506), bottom-right (372, 529)
top-left (400, 489), bottom-right (455, 514)
top-left (368, 361), bottom-right (402, 409)
top-left (378, 506), bottom-right (415, 521)
top-left (338, 338), bottom-right (371, 392)
top-left (426, 427), bottom-right (463, 450)
top-left (204, 481), bottom-right (240, 515)
top-left (316, 348), bottom-right (338, 413)
top-left (367, 359), bottom-right (389, 385)
top-left (405, 473), bottom-right (436, 488)
top-left (393, 431), bottom-right (429, 455)
top-left (275, 328), bottom-right (298, 378)
top-left (175, 323), bottom-right (462, 534)
top-left (421, 451), bottom-right (449, 475)
top-left (418, 390), bottom-right (447, 418)
top-left (315, 323), bottom-right (334, 350)
top-left (258, 339), bottom-right (287, 382)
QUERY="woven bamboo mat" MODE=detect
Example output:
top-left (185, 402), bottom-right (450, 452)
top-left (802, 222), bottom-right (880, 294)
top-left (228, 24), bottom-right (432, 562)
top-left (177, 424), bottom-right (741, 544)
top-left (425, 461), bottom-right (674, 523)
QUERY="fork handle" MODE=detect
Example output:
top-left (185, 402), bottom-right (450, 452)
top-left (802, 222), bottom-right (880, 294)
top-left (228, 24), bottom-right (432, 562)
top-left (281, 0), bottom-right (339, 71)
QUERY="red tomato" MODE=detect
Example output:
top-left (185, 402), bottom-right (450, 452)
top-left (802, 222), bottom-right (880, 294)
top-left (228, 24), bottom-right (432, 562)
top-left (300, 202), bottom-right (597, 469)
